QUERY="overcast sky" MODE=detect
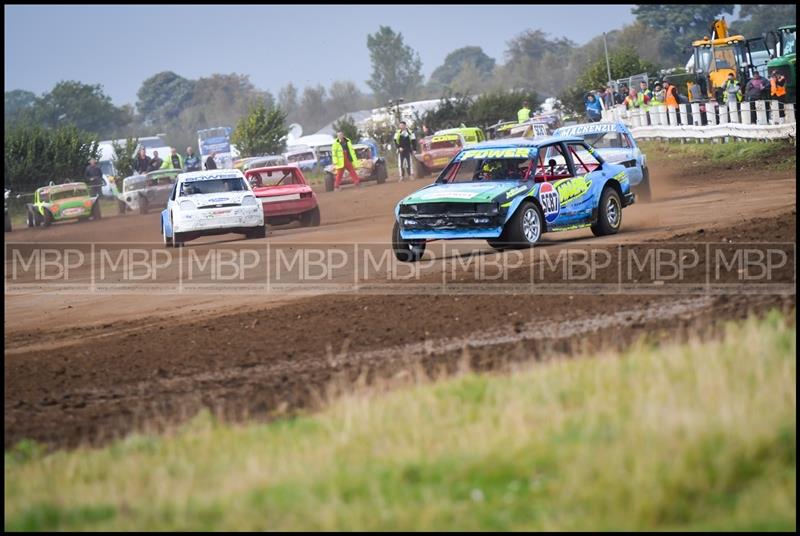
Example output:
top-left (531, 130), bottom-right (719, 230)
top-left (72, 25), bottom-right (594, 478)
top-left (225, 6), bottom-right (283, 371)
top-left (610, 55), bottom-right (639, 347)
top-left (5, 4), bottom-right (637, 106)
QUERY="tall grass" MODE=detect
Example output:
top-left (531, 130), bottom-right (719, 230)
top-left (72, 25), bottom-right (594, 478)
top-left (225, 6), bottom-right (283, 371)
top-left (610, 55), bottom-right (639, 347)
top-left (4, 311), bottom-right (796, 531)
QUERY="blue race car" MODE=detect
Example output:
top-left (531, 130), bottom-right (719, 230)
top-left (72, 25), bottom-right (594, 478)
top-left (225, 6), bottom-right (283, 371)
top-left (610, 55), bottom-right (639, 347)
top-left (553, 121), bottom-right (651, 202)
top-left (392, 136), bottom-right (635, 262)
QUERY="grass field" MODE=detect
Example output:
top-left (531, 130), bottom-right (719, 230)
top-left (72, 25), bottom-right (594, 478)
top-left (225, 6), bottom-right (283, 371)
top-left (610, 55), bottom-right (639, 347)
top-left (639, 139), bottom-right (797, 173)
top-left (4, 311), bottom-right (796, 531)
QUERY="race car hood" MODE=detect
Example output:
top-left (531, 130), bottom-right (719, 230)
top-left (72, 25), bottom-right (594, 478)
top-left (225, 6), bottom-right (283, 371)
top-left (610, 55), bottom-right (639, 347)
top-left (182, 191), bottom-right (254, 208)
top-left (400, 181), bottom-right (527, 205)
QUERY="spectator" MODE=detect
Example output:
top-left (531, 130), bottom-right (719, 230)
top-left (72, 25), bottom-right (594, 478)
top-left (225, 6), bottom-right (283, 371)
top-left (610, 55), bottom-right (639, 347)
top-left (422, 123), bottom-right (435, 138)
top-left (517, 99), bottom-right (531, 123)
top-left (161, 147), bottom-right (185, 170)
top-left (638, 80), bottom-right (652, 101)
top-left (770, 70), bottom-right (787, 103)
top-left (616, 85), bottom-right (629, 105)
top-left (624, 88), bottom-right (649, 110)
top-left (665, 83), bottom-right (680, 110)
top-left (205, 151), bottom-right (218, 170)
top-left (84, 158), bottom-right (104, 197)
top-left (149, 150), bottom-right (163, 172)
top-left (184, 146), bottom-right (201, 171)
top-left (722, 73), bottom-right (743, 104)
top-left (585, 93), bottom-right (602, 122)
top-left (651, 82), bottom-right (666, 106)
top-left (331, 131), bottom-right (360, 191)
top-left (744, 72), bottom-right (768, 102)
top-left (600, 86), bottom-right (615, 110)
top-left (393, 121), bottom-right (416, 181)
top-left (133, 148), bottom-right (151, 174)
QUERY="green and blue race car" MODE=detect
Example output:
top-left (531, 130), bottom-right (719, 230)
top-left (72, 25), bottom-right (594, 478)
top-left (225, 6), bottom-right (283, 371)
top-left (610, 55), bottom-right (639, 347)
top-left (392, 136), bottom-right (635, 262)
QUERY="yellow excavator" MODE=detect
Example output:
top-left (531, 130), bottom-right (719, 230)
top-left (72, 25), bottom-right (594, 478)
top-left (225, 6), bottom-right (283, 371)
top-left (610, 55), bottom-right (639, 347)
top-left (690, 17), bottom-right (770, 102)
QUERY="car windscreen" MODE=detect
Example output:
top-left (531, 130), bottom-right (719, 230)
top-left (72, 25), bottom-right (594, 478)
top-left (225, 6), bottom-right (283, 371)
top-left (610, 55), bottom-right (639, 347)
top-left (287, 152), bottom-right (314, 163)
top-left (50, 187), bottom-right (88, 200)
top-left (582, 131), bottom-right (627, 149)
top-left (428, 139), bottom-right (461, 151)
top-left (147, 172), bottom-right (179, 185)
top-left (355, 148), bottom-right (371, 160)
top-left (123, 177), bottom-right (147, 192)
top-left (439, 154), bottom-right (536, 184)
top-left (99, 161), bottom-right (115, 176)
top-left (252, 171), bottom-right (297, 187)
top-left (180, 178), bottom-right (247, 195)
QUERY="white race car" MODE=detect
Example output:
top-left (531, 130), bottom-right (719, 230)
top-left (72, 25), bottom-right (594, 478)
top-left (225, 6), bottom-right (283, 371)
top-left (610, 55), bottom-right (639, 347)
top-left (160, 169), bottom-right (266, 247)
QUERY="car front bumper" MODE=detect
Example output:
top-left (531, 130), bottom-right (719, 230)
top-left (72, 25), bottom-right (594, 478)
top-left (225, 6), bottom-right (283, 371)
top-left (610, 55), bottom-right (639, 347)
top-left (173, 205), bottom-right (264, 233)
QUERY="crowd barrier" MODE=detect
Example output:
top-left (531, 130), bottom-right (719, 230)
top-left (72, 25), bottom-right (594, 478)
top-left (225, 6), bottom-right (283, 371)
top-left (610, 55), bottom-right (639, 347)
top-left (601, 100), bottom-right (796, 142)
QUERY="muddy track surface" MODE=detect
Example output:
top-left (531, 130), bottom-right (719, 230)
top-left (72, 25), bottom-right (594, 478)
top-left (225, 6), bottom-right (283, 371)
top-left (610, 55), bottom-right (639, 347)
top-left (4, 160), bottom-right (797, 450)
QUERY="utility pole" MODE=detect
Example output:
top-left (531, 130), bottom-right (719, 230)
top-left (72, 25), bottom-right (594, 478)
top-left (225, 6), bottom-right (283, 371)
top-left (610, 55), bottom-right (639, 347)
top-left (603, 32), bottom-right (613, 87)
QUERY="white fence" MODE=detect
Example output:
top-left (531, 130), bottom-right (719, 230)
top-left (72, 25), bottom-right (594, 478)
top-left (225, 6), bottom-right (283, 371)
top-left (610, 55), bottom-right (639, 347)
top-left (602, 100), bottom-right (796, 142)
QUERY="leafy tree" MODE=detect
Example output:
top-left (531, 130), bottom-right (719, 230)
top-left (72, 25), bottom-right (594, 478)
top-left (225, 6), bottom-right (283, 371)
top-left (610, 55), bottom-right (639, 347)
top-left (731, 4), bottom-right (796, 38)
top-left (633, 4), bottom-right (734, 61)
top-left (4, 124), bottom-right (99, 193)
top-left (4, 90), bottom-right (38, 126)
top-left (559, 47), bottom-right (658, 115)
top-left (500, 30), bottom-right (577, 97)
top-left (136, 71), bottom-right (195, 125)
top-left (421, 92), bottom-right (474, 131)
top-left (35, 81), bottom-right (131, 137)
top-left (366, 26), bottom-right (424, 102)
top-left (278, 83), bottom-right (299, 121)
top-left (429, 46), bottom-right (496, 91)
top-left (328, 80), bottom-right (368, 117)
top-left (468, 90), bottom-right (541, 130)
top-left (231, 101), bottom-right (288, 157)
top-left (111, 136), bottom-right (139, 179)
top-left (332, 115), bottom-right (360, 142)
top-left (298, 85), bottom-right (328, 132)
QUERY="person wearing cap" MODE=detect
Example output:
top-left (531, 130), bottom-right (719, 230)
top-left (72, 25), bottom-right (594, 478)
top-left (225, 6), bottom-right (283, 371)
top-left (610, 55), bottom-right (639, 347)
top-left (650, 82), bottom-right (666, 106)
top-left (517, 100), bottom-right (531, 123)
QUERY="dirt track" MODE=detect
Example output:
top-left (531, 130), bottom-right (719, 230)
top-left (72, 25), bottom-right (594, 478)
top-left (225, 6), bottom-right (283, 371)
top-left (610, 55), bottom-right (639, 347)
top-left (4, 159), bottom-right (797, 449)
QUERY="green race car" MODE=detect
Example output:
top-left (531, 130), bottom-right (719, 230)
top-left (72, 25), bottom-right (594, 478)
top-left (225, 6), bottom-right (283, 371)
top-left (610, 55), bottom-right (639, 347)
top-left (26, 182), bottom-right (101, 227)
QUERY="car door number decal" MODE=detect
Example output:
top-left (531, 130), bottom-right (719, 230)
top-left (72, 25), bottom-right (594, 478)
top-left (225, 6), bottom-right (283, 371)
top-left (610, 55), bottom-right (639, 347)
top-left (538, 182), bottom-right (560, 223)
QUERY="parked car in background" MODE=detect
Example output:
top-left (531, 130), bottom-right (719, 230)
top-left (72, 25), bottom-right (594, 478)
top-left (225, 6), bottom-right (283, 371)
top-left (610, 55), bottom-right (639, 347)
top-left (117, 169), bottom-right (180, 215)
top-left (284, 145), bottom-right (318, 171)
top-left (26, 182), bottom-right (101, 227)
top-left (322, 142), bottom-right (388, 191)
top-left (245, 165), bottom-right (321, 227)
top-left (413, 132), bottom-right (465, 178)
top-left (433, 126), bottom-right (486, 145)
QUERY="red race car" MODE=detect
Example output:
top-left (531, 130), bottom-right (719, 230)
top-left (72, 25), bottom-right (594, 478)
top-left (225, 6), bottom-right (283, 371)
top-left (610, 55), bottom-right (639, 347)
top-left (244, 165), bottom-right (321, 227)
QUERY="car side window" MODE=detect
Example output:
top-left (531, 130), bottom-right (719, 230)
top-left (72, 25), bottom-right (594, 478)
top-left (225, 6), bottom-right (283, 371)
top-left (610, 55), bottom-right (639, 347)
top-left (535, 143), bottom-right (572, 182)
top-left (566, 143), bottom-right (603, 175)
top-left (170, 182), bottom-right (178, 201)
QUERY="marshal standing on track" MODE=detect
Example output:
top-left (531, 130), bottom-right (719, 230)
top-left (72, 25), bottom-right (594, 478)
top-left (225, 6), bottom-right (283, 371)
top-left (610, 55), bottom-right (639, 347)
top-left (393, 121), bottom-right (416, 182)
